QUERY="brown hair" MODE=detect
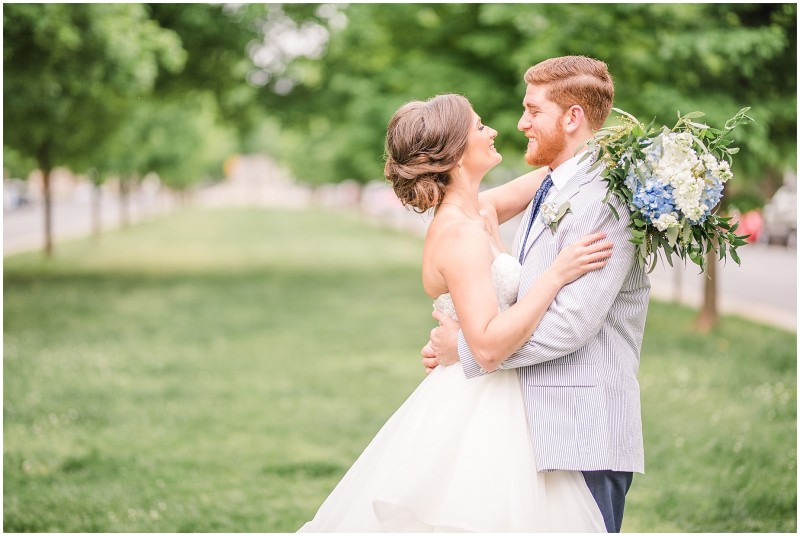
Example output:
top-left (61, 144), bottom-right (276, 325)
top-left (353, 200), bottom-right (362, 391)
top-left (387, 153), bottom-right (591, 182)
top-left (524, 56), bottom-right (614, 130)
top-left (384, 94), bottom-right (473, 213)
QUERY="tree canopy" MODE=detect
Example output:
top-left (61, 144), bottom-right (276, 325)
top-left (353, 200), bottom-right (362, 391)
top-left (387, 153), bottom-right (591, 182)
top-left (4, 3), bottom-right (796, 210)
top-left (258, 3), bottom-right (796, 208)
top-left (3, 3), bottom-right (185, 172)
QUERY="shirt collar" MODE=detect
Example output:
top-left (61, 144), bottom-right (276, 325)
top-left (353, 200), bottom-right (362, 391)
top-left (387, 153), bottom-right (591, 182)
top-left (547, 150), bottom-right (590, 191)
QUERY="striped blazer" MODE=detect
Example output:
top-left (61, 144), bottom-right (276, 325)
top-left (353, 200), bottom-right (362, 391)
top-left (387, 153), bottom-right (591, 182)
top-left (459, 160), bottom-right (650, 473)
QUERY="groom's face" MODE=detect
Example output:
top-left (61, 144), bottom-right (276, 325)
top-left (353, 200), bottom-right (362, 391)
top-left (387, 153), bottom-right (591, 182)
top-left (518, 84), bottom-right (568, 169)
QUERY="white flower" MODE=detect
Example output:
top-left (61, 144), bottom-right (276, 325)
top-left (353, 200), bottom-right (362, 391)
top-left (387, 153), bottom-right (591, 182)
top-left (540, 201), bottom-right (571, 233)
top-left (653, 212), bottom-right (681, 232)
top-left (540, 202), bottom-right (559, 225)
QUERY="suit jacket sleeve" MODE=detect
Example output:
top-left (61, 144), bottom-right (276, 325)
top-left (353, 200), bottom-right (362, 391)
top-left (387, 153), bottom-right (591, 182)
top-left (460, 193), bottom-right (636, 378)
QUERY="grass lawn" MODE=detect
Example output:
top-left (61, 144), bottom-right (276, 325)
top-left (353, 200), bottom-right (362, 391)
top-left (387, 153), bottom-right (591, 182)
top-left (4, 207), bottom-right (796, 532)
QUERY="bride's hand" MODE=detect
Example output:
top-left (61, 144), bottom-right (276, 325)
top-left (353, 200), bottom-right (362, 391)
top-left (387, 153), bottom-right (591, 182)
top-left (547, 232), bottom-right (613, 287)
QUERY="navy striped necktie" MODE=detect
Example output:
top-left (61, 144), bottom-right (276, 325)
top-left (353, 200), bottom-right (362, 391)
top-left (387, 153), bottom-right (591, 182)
top-left (519, 174), bottom-right (553, 263)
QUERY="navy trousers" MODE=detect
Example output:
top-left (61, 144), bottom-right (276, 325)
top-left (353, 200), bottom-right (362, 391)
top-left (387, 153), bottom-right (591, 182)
top-left (581, 470), bottom-right (634, 533)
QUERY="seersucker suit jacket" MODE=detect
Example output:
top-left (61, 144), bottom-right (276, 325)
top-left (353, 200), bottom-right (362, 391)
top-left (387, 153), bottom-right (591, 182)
top-left (459, 157), bottom-right (650, 473)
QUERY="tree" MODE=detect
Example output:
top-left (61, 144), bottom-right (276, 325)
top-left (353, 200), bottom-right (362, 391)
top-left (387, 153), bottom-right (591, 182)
top-left (146, 3), bottom-right (271, 143)
top-left (3, 4), bottom-right (185, 255)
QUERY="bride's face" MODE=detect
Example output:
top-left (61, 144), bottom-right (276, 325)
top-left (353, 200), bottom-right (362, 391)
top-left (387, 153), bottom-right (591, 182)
top-left (459, 110), bottom-right (502, 178)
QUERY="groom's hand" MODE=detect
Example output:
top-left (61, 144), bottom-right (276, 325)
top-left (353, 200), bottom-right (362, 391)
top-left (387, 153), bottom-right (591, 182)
top-left (421, 341), bottom-right (438, 374)
top-left (430, 309), bottom-right (461, 366)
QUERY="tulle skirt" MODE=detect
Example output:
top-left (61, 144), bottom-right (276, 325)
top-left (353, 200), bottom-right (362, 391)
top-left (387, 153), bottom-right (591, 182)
top-left (298, 363), bottom-right (606, 533)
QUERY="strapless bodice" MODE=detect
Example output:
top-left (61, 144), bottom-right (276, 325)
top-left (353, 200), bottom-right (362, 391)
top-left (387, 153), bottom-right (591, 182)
top-left (432, 253), bottom-right (522, 320)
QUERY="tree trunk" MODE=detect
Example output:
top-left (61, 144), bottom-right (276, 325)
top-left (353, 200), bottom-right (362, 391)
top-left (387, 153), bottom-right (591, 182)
top-left (42, 166), bottom-right (53, 257)
top-left (91, 181), bottom-right (102, 238)
top-left (695, 249), bottom-right (719, 331)
top-left (119, 178), bottom-right (130, 228)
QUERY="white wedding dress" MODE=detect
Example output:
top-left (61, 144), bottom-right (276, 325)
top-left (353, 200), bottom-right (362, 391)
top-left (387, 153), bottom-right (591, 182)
top-left (298, 253), bottom-right (606, 533)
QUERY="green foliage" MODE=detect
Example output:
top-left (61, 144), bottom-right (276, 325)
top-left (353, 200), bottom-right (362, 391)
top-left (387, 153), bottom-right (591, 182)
top-left (3, 3), bottom-right (185, 171)
top-left (261, 3), bottom-right (796, 203)
top-left (7, 3), bottom-right (793, 201)
top-left (3, 145), bottom-right (36, 179)
top-left (4, 208), bottom-right (796, 532)
top-left (92, 94), bottom-right (236, 190)
top-left (146, 3), bottom-right (266, 137)
top-left (3, 4), bottom-right (266, 195)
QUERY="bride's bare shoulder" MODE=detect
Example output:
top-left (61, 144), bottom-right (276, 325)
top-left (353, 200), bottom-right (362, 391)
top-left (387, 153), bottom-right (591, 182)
top-left (426, 216), bottom-right (493, 269)
top-left (422, 214), bottom-right (493, 297)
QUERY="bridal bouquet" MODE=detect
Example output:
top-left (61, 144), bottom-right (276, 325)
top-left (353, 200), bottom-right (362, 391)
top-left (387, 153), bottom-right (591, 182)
top-left (586, 107), bottom-right (753, 273)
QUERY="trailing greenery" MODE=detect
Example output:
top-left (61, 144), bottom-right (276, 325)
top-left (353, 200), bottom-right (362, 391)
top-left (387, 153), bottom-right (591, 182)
top-left (4, 208), bottom-right (796, 532)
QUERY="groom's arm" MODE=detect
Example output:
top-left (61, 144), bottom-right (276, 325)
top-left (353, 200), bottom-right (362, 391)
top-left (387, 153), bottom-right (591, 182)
top-left (460, 194), bottom-right (637, 378)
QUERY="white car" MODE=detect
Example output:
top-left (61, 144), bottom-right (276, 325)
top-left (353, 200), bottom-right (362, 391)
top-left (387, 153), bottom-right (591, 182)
top-left (761, 183), bottom-right (797, 248)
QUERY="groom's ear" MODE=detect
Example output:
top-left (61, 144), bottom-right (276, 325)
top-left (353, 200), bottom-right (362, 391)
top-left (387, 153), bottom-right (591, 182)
top-left (563, 105), bottom-right (586, 134)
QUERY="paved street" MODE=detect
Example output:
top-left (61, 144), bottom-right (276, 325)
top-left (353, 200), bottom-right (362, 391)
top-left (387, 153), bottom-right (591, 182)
top-left (646, 241), bottom-right (796, 331)
top-left (3, 182), bottom-right (177, 255)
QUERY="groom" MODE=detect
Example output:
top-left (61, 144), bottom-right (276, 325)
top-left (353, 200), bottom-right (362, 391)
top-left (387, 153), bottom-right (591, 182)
top-left (422, 56), bottom-right (650, 533)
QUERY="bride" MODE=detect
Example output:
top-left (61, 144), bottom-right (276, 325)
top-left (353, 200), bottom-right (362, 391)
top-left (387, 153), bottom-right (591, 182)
top-left (299, 94), bottom-right (610, 532)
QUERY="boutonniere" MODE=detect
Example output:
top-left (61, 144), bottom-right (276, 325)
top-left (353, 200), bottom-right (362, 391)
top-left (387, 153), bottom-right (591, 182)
top-left (540, 201), bottom-right (571, 233)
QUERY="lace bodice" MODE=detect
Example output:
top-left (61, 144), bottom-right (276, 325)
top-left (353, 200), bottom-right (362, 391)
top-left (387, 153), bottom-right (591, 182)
top-left (432, 253), bottom-right (522, 320)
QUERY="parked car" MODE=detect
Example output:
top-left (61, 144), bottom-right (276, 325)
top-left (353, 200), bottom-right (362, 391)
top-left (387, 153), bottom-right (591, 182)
top-left (760, 183), bottom-right (797, 248)
top-left (3, 178), bottom-right (30, 211)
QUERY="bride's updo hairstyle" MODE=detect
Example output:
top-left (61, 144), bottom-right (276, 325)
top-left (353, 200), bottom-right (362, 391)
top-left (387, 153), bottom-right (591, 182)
top-left (384, 94), bottom-right (473, 213)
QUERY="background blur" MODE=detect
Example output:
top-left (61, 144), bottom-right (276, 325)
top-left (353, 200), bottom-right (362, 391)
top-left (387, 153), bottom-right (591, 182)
top-left (4, 3), bottom-right (797, 533)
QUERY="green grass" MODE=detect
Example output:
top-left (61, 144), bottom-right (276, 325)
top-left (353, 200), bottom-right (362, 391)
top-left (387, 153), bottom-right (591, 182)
top-left (4, 207), bottom-right (796, 532)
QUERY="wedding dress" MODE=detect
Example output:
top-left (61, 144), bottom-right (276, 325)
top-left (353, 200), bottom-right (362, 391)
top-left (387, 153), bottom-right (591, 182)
top-left (298, 253), bottom-right (606, 532)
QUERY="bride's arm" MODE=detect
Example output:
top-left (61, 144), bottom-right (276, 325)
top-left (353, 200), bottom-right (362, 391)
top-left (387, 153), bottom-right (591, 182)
top-left (478, 167), bottom-right (549, 225)
top-left (438, 225), bottom-right (612, 372)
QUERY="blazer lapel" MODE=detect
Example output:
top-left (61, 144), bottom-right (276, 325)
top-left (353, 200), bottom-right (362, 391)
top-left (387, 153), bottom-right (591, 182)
top-left (519, 161), bottom-right (603, 263)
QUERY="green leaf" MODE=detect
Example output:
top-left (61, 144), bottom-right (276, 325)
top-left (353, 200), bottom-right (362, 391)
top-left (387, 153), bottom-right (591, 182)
top-left (666, 226), bottom-right (680, 247)
top-left (681, 220), bottom-right (693, 245)
top-left (647, 254), bottom-right (659, 274)
top-left (730, 247), bottom-right (741, 265)
top-left (612, 107), bottom-right (642, 126)
top-left (606, 200), bottom-right (620, 220)
top-left (683, 111), bottom-right (706, 120)
top-left (555, 202), bottom-right (571, 219)
top-left (664, 248), bottom-right (674, 267)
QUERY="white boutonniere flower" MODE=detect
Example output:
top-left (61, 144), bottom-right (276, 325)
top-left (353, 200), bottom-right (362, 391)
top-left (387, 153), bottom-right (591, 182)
top-left (540, 201), bottom-right (571, 233)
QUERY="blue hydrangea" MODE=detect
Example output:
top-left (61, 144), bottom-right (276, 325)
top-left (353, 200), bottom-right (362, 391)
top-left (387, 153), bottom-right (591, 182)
top-left (697, 179), bottom-right (724, 224)
top-left (704, 171), bottom-right (725, 204)
top-left (631, 179), bottom-right (676, 224)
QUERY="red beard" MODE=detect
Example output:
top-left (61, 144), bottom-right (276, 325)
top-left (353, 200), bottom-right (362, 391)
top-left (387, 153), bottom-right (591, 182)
top-left (525, 120), bottom-right (567, 167)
